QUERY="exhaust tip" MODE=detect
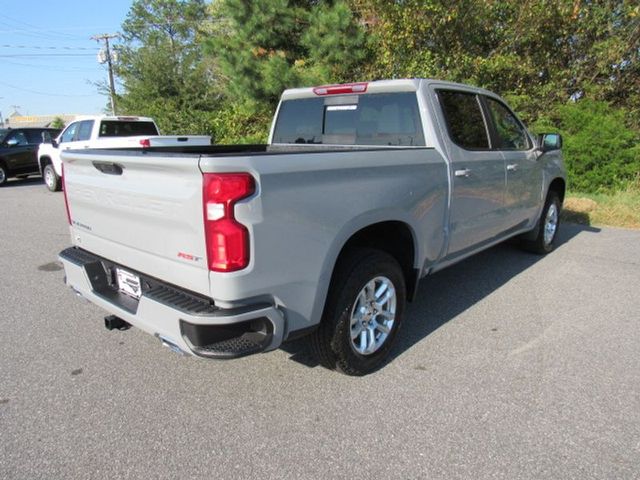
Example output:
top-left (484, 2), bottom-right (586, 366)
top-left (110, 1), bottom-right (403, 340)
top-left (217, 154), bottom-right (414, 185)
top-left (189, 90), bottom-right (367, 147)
top-left (104, 315), bottom-right (131, 331)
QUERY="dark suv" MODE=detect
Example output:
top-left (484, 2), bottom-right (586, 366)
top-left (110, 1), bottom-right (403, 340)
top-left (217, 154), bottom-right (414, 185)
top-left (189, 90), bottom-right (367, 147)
top-left (0, 127), bottom-right (61, 186)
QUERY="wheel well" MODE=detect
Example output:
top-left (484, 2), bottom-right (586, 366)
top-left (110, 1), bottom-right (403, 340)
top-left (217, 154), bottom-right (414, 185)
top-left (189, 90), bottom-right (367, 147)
top-left (39, 156), bottom-right (51, 171)
top-left (337, 221), bottom-right (418, 301)
top-left (548, 177), bottom-right (566, 204)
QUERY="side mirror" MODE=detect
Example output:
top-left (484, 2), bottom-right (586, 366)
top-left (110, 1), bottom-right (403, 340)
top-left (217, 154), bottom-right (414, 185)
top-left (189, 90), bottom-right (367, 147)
top-left (51, 139), bottom-right (59, 148)
top-left (537, 133), bottom-right (562, 152)
top-left (6, 138), bottom-right (18, 147)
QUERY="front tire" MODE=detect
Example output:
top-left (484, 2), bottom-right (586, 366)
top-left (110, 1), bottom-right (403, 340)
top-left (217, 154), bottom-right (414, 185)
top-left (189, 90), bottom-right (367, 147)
top-left (521, 192), bottom-right (561, 254)
top-left (0, 162), bottom-right (8, 186)
top-left (43, 164), bottom-right (61, 192)
top-left (311, 248), bottom-right (406, 376)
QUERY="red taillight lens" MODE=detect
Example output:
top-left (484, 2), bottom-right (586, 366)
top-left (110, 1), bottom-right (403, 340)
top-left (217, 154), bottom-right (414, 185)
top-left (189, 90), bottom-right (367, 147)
top-left (139, 138), bottom-right (151, 148)
top-left (313, 82), bottom-right (368, 95)
top-left (61, 163), bottom-right (71, 225)
top-left (203, 173), bottom-right (255, 272)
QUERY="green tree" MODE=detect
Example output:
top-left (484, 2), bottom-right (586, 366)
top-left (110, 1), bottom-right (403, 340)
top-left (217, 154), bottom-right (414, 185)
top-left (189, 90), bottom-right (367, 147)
top-left (115, 0), bottom-right (218, 135)
top-left (534, 100), bottom-right (640, 192)
top-left (208, 0), bottom-right (369, 106)
top-left (50, 117), bottom-right (65, 129)
top-left (354, 0), bottom-right (640, 123)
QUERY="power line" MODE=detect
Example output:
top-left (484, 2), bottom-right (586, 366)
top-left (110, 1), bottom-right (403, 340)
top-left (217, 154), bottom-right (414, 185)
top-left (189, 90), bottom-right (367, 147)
top-left (0, 54), bottom-right (95, 57)
top-left (0, 13), bottom-right (90, 40)
top-left (2, 58), bottom-right (99, 72)
top-left (0, 80), bottom-right (96, 98)
top-left (0, 44), bottom-right (97, 50)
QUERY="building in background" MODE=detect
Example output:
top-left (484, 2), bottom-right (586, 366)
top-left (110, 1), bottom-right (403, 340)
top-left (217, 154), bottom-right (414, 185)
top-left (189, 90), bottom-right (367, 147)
top-left (4, 112), bottom-right (79, 128)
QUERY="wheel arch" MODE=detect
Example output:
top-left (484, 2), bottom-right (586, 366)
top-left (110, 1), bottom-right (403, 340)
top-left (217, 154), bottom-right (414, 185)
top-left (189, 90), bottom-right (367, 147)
top-left (38, 155), bottom-right (52, 174)
top-left (548, 177), bottom-right (566, 205)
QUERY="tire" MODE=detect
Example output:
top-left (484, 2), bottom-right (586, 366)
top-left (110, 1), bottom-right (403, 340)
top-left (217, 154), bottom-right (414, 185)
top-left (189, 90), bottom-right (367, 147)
top-left (0, 162), bottom-right (7, 186)
top-left (43, 163), bottom-right (61, 192)
top-left (521, 192), bottom-right (561, 254)
top-left (310, 248), bottom-right (406, 376)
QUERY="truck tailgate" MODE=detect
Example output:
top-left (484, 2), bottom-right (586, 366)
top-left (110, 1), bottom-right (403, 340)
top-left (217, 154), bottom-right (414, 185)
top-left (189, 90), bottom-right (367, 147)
top-left (62, 150), bottom-right (210, 296)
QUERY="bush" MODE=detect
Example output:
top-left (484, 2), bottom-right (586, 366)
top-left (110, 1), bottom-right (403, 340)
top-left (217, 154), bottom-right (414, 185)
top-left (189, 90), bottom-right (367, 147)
top-left (533, 100), bottom-right (640, 192)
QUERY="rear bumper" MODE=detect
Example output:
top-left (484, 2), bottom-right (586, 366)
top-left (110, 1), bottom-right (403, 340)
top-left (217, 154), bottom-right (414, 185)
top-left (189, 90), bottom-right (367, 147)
top-left (59, 247), bottom-right (285, 358)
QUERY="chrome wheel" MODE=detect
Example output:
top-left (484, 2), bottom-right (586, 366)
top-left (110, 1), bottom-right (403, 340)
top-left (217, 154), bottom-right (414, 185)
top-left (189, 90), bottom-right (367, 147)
top-left (544, 202), bottom-right (558, 246)
top-left (44, 166), bottom-right (55, 189)
top-left (349, 276), bottom-right (396, 356)
top-left (0, 167), bottom-right (6, 184)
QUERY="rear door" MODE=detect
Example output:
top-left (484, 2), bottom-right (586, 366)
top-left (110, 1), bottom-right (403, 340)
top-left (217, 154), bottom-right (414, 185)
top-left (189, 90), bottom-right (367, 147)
top-left (434, 89), bottom-right (506, 256)
top-left (483, 96), bottom-right (541, 227)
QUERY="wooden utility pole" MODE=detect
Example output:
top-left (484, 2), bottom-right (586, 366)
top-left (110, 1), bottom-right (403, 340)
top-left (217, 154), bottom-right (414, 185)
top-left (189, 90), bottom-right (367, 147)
top-left (92, 34), bottom-right (119, 115)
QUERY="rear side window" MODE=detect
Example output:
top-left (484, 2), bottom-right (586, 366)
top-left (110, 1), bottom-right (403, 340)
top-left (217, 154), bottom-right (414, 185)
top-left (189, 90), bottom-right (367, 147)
top-left (485, 97), bottom-right (530, 150)
top-left (437, 90), bottom-right (489, 150)
top-left (272, 92), bottom-right (425, 146)
top-left (25, 130), bottom-right (45, 144)
top-left (99, 121), bottom-right (158, 137)
top-left (77, 120), bottom-right (94, 141)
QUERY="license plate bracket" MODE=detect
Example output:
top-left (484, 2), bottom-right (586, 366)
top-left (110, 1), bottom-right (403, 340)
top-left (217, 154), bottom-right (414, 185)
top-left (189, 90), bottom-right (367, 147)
top-left (115, 267), bottom-right (141, 300)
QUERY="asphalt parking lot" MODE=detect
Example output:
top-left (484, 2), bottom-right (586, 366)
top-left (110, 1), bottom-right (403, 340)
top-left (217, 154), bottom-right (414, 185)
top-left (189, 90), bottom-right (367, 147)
top-left (1, 177), bottom-right (639, 480)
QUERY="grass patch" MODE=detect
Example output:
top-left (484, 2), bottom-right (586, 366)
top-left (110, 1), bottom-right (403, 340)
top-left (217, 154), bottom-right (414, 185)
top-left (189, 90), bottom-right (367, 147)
top-left (562, 184), bottom-right (640, 229)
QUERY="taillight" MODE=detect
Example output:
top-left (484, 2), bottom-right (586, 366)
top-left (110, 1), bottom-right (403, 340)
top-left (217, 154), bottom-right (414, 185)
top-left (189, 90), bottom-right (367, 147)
top-left (139, 138), bottom-right (151, 148)
top-left (61, 163), bottom-right (71, 225)
top-left (203, 173), bottom-right (255, 272)
top-left (313, 82), bottom-right (368, 95)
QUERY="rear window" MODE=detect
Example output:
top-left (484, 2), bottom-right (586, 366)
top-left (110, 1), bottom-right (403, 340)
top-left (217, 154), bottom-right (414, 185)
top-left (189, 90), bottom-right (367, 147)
top-left (272, 92), bottom-right (425, 146)
top-left (99, 121), bottom-right (158, 137)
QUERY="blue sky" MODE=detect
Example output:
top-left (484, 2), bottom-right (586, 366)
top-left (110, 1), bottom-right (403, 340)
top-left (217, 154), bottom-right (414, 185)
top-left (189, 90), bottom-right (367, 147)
top-left (0, 0), bottom-right (135, 119)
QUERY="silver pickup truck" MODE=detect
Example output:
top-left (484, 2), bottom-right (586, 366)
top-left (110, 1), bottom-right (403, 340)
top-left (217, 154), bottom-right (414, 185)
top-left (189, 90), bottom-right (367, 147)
top-left (59, 79), bottom-right (565, 375)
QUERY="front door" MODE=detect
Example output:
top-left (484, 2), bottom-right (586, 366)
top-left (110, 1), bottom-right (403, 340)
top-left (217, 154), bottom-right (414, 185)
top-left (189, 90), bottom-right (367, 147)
top-left (483, 96), bottom-right (542, 228)
top-left (3, 130), bottom-right (33, 173)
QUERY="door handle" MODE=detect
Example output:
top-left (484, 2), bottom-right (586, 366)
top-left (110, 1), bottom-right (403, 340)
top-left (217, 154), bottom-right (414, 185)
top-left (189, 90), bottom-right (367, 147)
top-left (454, 168), bottom-right (471, 178)
top-left (92, 161), bottom-right (124, 175)
top-left (507, 163), bottom-right (518, 172)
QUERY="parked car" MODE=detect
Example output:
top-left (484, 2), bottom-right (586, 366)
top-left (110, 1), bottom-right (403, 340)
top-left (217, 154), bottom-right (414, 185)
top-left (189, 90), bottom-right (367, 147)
top-left (38, 115), bottom-right (211, 191)
top-left (0, 127), bottom-right (60, 186)
top-left (58, 79), bottom-right (565, 375)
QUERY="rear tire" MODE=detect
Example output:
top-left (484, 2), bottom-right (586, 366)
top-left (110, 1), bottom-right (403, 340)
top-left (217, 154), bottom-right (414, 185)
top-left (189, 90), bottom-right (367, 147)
top-left (310, 248), bottom-right (406, 376)
top-left (43, 164), bottom-right (61, 192)
top-left (521, 192), bottom-right (561, 254)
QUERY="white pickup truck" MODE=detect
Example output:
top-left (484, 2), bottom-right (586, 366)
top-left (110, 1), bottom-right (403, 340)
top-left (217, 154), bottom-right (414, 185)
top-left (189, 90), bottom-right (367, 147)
top-left (59, 79), bottom-right (566, 375)
top-left (38, 115), bottom-right (210, 191)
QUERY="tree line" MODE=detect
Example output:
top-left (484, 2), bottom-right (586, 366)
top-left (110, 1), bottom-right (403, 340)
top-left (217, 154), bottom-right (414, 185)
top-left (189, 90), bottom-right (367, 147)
top-left (114, 0), bottom-right (640, 192)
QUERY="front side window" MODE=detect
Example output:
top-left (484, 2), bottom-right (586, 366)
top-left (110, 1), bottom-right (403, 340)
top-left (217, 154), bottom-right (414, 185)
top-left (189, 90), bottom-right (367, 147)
top-left (485, 97), bottom-right (529, 150)
top-left (60, 122), bottom-right (79, 143)
top-left (437, 90), bottom-right (490, 150)
top-left (76, 120), bottom-right (94, 141)
top-left (272, 92), bottom-right (425, 146)
top-left (5, 130), bottom-right (29, 146)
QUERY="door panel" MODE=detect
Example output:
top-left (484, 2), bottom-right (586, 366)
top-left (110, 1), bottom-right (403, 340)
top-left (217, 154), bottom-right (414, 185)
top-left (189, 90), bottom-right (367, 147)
top-left (434, 89), bottom-right (506, 256)
top-left (3, 130), bottom-right (33, 172)
top-left (484, 97), bottom-right (541, 227)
